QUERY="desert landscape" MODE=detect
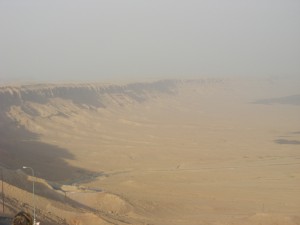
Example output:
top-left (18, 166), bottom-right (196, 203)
top-left (0, 77), bottom-right (299, 225)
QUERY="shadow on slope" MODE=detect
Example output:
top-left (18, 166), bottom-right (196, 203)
top-left (0, 120), bottom-right (94, 183)
top-left (254, 94), bottom-right (300, 106)
top-left (0, 80), bottom-right (182, 182)
top-left (274, 139), bottom-right (300, 145)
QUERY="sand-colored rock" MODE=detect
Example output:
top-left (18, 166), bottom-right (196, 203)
top-left (0, 78), bottom-right (299, 224)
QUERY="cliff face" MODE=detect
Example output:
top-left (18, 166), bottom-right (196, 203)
top-left (0, 79), bottom-right (180, 110)
top-left (0, 78), bottom-right (224, 180)
top-left (0, 78), bottom-right (225, 119)
top-left (0, 79), bottom-right (182, 129)
top-left (0, 79), bottom-right (182, 179)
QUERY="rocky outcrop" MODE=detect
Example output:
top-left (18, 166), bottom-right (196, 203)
top-left (0, 78), bottom-right (224, 180)
top-left (0, 78), bottom-right (226, 111)
top-left (0, 80), bottom-right (181, 111)
top-left (254, 94), bottom-right (300, 106)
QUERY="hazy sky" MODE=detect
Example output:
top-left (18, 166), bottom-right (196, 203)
top-left (0, 0), bottom-right (299, 82)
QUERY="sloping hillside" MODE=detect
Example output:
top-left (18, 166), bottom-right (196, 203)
top-left (0, 79), bottom-right (223, 181)
top-left (1, 78), bottom-right (299, 225)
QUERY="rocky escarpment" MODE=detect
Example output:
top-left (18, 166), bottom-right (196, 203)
top-left (0, 78), bottom-right (224, 180)
top-left (0, 79), bottom-right (182, 132)
top-left (0, 78), bottom-right (225, 119)
top-left (254, 94), bottom-right (300, 106)
top-left (0, 80), bottom-right (180, 111)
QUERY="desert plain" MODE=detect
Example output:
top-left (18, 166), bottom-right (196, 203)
top-left (0, 77), bottom-right (299, 225)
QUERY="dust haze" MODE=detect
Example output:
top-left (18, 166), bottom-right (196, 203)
top-left (1, 0), bottom-right (300, 82)
top-left (1, 0), bottom-right (300, 224)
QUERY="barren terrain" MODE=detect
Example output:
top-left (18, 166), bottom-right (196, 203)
top-left (0, 77), bottom-right (299, 224)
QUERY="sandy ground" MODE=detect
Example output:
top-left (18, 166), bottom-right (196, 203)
top-left (1, 78), bottom-right (300, 224)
